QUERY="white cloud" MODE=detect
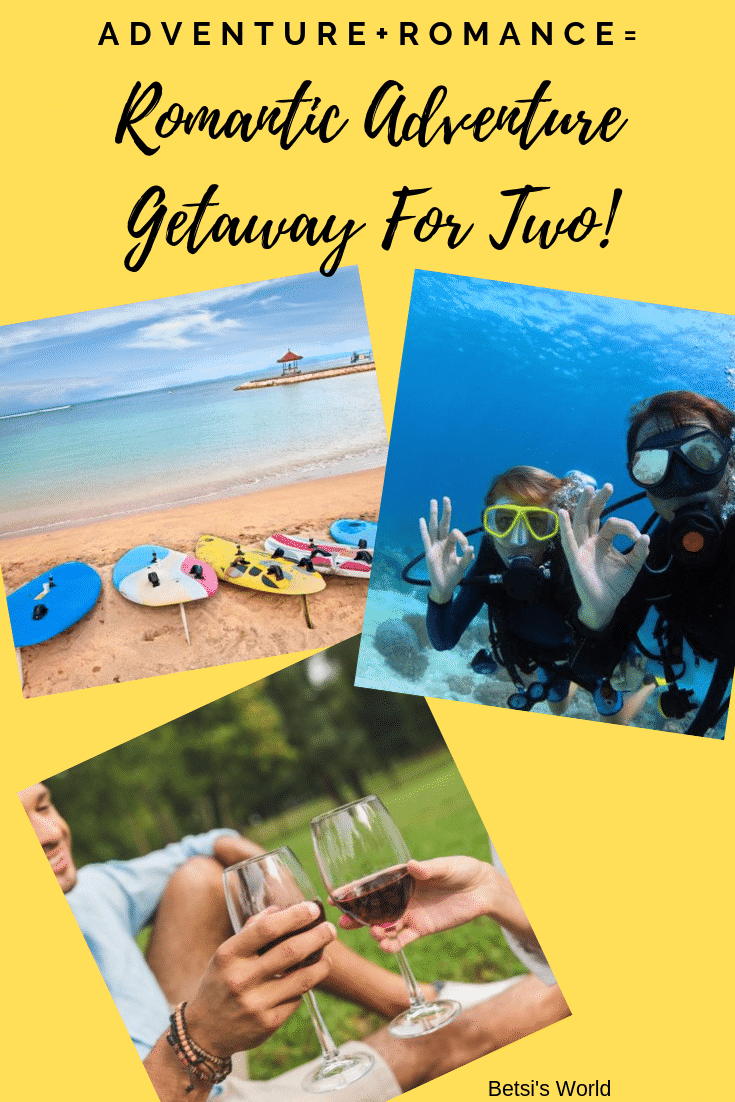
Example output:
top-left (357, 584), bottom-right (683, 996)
top-left (126, 310), bottom-right (244, 349)
top-left (0, 326), bottom-right (50, 352)
top-left (0, 377), bottom-right (105, 408)
top-left (0, 279), bottom-right (286, 353)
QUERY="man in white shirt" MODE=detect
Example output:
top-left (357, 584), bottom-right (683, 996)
top-left (20, 783), bottom-right (568, 1102)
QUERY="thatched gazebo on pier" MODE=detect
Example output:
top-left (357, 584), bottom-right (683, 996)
top-left (277, 349), bottom-right (303, 376)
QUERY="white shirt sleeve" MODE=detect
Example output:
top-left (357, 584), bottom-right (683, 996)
top-left (82, 828), bottom-right (240, 936)
top-left (489, 839), bottom-right (556, 986)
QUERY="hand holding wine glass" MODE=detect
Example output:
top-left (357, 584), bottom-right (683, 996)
top-left (335, 856), bottom-right (494, 950)
top-left (223, 847), bottom-right (374, 1093)
top-left (310, 796), bottom-right (461, 1038)
top-left (335, 854), bottom-right (541, 960)
top-left (185, 901), bottom-right (334, 1059)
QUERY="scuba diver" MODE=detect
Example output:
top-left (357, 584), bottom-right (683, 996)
top-left (418, 466), bottom-right (653, 722)
top-left (558, 390), bottom-right (735, 738)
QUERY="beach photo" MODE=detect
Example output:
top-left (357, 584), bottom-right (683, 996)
top-left (356, 272), bottom-right (735, 739)
top-left (19, 636), bottom-right (568, 1099)
top-left (0, 267), bottom-right (386, 696)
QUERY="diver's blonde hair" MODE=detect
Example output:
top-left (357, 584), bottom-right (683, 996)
top-left (485, 466), bottom-right (567, 509)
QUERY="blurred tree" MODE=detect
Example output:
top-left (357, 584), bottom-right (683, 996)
top-left (48, 637), bottom-right (445, 863)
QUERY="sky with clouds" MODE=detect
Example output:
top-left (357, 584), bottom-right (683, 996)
top-left (0, 268), bottom-right (371, 414)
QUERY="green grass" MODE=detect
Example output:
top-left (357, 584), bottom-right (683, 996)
top-left (244, 747), bottom-right (525, 1080)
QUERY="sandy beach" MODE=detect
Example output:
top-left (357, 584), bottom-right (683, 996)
top-left (1, 468), bottom-right (383, 698)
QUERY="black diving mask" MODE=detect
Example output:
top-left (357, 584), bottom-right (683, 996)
top-left (628, 427), bottom-right (731, 499)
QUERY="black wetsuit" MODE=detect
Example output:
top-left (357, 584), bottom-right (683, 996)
top-left (426, 536), bottom-right (613, 691)
top-left (611, 515), bottom-right (735, 731)
top-left (634, 518), bottom-right (734, 655)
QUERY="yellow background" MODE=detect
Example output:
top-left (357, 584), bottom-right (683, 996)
top-left (2, 4), bottom-right (732, 1100)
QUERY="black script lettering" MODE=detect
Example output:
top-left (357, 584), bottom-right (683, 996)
top-left (382, 186), bottom-right (473, 249)
top-left (490, 186), bottom-right (620, 250)
top-left (381, 186), bottom-right (432, 248)
top-left (124, 184), bottom-right (365, 276)
top-left (125, 185), bottom-right (170, 271)
top-left (365, 81), bottom-right (455, 147)
top-left (364, 80), bottom-right (626, 150)
top-left (115, 81), bottom-right (348, 155)
top-left (489, 185), bottom-right (551, 249)
top-left (116, 81), bottom-right (164, 155)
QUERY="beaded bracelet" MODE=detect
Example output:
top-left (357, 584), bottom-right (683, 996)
top-left (166, 1002), bottom-right (233, 1094)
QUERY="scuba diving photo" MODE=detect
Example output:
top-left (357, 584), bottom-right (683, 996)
top-left (355, 272), bottom-right (735, 739)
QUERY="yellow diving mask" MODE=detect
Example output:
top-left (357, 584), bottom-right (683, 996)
top-left (482, 504), bottom-right (559, 542)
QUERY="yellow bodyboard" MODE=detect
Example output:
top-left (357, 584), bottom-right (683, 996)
top-left (195, 535), bottom-right (326, 595)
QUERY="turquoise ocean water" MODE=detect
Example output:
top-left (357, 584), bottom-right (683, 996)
top-left (356, 272), bottom-right (735, 734)
top-left (0, 369), bottom-right (387, 536)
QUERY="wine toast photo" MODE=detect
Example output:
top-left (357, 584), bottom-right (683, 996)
top-left (18, 636), bottom-right (568, 1099)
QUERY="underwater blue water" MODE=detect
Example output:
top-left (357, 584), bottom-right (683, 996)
top-left (0, 368), bottom-right (387, 535)
top-left (380, 273), bottom-right (735, 556)
top-left (357, 272), bottom-right (734, 736)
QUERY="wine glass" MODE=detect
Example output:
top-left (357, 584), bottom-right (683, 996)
top-left (222, 847), bottom-right (374, 1093)
top-left (310, 795), bottom-right (461, 1038)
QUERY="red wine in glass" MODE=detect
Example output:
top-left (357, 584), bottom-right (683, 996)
top-left (331, 867), bottom-right (415, 927)
top-left (311, 796), bottom-right (461, 1038)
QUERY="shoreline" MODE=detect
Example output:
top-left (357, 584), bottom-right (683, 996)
top-left (1, 467), bottom-right (384, 698)
top-left (0, 447), bottom-right (388, 540)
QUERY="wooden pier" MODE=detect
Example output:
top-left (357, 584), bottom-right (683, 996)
top-left (234, 361), bottom-right (375, 391)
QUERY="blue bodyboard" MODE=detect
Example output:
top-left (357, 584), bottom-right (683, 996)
top-left (8, 562), bottom-right (102, 647)
top-left (329, 519), bottom-right (378, 547)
